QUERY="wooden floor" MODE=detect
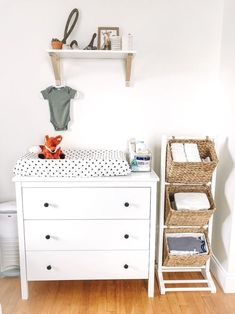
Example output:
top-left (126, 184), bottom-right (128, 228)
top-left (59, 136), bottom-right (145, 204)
top-left (0, 273), bottom-right (235, 314)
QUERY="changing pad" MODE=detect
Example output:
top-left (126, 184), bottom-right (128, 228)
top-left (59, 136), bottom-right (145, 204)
top-left (13, 149), bottom-right (131, 178)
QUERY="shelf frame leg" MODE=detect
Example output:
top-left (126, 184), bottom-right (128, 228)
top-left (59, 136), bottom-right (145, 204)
top-left (157, 270), bottom-right (166, 294)
top-left (125, 53), bottom-right (133, 87)
top-left (201, 268), bottom-right (216, 293)
top-left (49, 52), bottom-right (61, 86)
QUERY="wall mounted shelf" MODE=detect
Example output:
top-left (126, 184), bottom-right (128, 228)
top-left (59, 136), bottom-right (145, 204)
top-left (47, 49), bottom-right (136, 87)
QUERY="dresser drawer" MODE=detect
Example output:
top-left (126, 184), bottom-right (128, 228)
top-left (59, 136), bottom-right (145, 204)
top-left (26, 251), bottom-right (149, 280)
top-left (23, 187), bottom-right (150, 219)
top-left (25, 220), bottom-right (150, 251)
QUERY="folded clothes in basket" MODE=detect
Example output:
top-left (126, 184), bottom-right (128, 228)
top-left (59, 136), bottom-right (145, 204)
top-left (167, 236), bottom-right (207, 255)
top-left (184, 143), bottom-right (201, 162)
top-left (171, 143), bottom-right (187, 162)
top-left (174, 192), bottom-right (210, 211)
top-left (170, 143), bottom-right (201, 162)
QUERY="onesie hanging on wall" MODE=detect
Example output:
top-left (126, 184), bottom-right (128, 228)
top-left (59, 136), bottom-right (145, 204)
top-left (41, 86), bottom-right (77, 131)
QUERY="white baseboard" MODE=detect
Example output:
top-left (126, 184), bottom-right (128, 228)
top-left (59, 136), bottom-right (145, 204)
top-left (211, 254), bottom-right (235, 293)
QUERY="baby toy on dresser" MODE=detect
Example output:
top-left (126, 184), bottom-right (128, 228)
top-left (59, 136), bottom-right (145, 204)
top-left (29, 135), bottom-right (65, 159)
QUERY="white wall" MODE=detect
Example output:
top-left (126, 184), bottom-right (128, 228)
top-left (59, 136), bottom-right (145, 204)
top-left (212, 0), bottom-right (235, 277)
top-left (2, 0), bottom-right (235, 291)
top-left (0, 0), bottom-right (224, 200)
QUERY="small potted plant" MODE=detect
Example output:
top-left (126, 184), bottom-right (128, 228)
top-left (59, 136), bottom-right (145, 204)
top-left (51, 38), bottom-right (63, 49)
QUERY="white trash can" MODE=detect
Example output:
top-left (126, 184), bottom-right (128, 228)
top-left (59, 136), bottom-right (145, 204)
top-left (0, 201), bottom-right (19, 277)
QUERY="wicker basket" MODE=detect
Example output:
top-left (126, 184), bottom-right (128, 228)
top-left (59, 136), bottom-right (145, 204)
top-left (165, 185), bottom-right (216, 226)
top-left (166, 138), bottom-right (218, 184)
top-left (163, 228), bottom-right (211, 267)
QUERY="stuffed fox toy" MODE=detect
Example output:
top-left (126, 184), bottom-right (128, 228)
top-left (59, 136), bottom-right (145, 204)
top-left (30, 135), bottom-right (65, 159)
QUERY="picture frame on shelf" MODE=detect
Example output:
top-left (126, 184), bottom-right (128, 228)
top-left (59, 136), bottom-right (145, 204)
top-left (98, 27), bottom-right (119, 50)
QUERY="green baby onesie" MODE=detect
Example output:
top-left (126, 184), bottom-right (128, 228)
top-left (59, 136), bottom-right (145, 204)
top-left (41, 86), bottom-right (77, 131)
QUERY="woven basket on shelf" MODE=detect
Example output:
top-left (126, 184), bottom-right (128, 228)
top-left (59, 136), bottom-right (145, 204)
top-left (166, 138), bottom-right (218, 184)
top-left (165, 185), bottom-right (216, 226)
top-left (163, 228), bottom-right (211, 267)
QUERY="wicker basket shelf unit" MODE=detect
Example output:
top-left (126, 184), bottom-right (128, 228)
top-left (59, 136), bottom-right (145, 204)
top-left (165, 185), bottom-right (216, 226)
top-left (157, 135), bottom-right (218, 294)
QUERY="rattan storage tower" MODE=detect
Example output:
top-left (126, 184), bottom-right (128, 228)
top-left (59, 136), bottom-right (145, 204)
top-left (157, 135), bottom-right (218, 294)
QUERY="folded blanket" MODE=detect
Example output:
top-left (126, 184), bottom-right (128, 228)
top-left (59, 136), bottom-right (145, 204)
top-left (184, 143), bottom-right (201, 162)
top-left (171, 143), bottom-right (201, 162)
top-left (174, 192), bottom-right (210, 210)
top-left (169, 250), bottom-right (200, 255)
top-left (167, 236), bottom-right (207, 254)
top-left (171, 143), bottom-right (187, 162)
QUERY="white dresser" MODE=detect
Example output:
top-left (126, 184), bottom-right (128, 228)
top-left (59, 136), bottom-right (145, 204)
top-left (13, 171), bottom-right (158, 299)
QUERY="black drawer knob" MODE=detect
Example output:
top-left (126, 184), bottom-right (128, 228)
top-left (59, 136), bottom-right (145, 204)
top-left (44, 203), bottom-right (49, 207)
top-left (124, 234), bottom-right (129, 239)
top-left (124, 264), bottom-right (129, 269)
top-left (45, 235), bottom-right (51, 240)
top-left (124, 202), bottom-right (129, 207)
top-left (46, 265), bottom-right (52, 270)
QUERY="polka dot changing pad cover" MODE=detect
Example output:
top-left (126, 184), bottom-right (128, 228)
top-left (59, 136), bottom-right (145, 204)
top-left (13, 149), bottom-right (131, 178)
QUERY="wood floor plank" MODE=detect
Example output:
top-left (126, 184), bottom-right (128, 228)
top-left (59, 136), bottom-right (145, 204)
top-left (1, 275), bottom-right (235, 314)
